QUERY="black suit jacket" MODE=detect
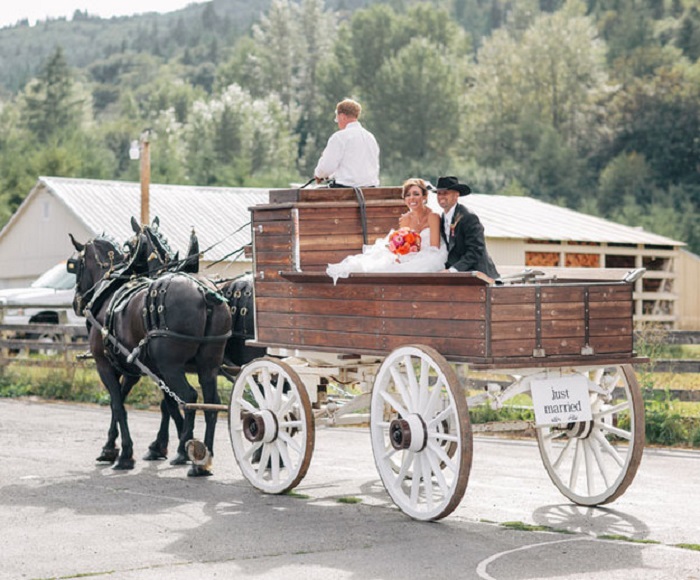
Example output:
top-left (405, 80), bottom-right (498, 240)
top-left (441, 204), bottom-right (500, 279)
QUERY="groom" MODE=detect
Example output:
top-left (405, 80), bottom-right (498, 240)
top-left (436, 176), bottom-right (500, 279)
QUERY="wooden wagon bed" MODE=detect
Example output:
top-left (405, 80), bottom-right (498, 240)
top-left (248, 186), bottom-right (644, 370)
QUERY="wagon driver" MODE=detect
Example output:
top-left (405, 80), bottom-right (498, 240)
top-left (436, 176), bottom-right (500, 279)
top-left (314, 98), bottom-right (380, 188)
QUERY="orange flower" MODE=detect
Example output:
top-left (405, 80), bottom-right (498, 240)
top-left (388, 227), bottom-right (421, 256)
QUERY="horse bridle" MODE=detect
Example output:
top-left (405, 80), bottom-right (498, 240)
top-left (67, 240), bottom-right (119, 313)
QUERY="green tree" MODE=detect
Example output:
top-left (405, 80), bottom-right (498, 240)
top-left (366, 38), bottom-right (461, 174)
top-left (604, 64), bottom-right (700, 190)
top-left (464, 1), bottom-right (608, 200)
top-left (20, 47), bottom-right (84, 140)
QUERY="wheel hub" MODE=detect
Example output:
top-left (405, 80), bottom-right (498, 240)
top-left (243, 410), bottom-right (278, 443)
top-left (389, 414), bottom-right (427, 452)
top-left (563, 419), bottom-right (594, 439)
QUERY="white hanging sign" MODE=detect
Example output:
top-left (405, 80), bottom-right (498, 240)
top-left (530, 375), bottom-right (592, 427)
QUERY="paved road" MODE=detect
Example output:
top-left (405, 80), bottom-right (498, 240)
top-left (0, 398), bottom-right (698, 579)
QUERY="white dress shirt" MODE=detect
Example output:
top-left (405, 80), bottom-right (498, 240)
top-left (443, 204), bottom-right (457, 240)
top-left (315, 121), bottom-right (380, 187)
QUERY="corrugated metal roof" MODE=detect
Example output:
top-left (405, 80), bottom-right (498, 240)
top-left (40, 176), bottom-right (269, 261)
top-left (461, 194), bottom-right (684, 246)
top-left (34, 177), bottom-right (685, 260)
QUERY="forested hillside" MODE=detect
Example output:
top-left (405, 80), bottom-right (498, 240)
top-left (0, 0), bottom-right (698, 252)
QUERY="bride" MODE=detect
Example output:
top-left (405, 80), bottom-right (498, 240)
top-left (327, 178), bottom-right (447, 283)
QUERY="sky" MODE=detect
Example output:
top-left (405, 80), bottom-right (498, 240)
top-left (0, 1), bottom-right (200, 29)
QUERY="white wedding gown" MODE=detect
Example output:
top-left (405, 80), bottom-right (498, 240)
top-left (326, 228), bottom-right (447, 284)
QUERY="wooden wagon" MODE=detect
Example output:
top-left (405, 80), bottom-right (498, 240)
top-left (226, 186), bottom-right (646, 520)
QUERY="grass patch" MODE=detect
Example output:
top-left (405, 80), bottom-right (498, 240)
top-left (501, 521), bottom-right (555, 533)
top-left (675, 543), bottom-right (700, 551)
top-left (597, 534), bottom-right (660, 544)
top-left (283, 490), bottom-right (310, 499)
top-left (337, 496), bottom-right (362, 504)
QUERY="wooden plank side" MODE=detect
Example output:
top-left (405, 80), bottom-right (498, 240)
top-left (298, 218), bottom-right (399, 237)
top-left (490, 303), bottom-right (536, 322)
top-left (255, 296), bottom-right (486, 320)
top-left (491, 319), bottom-right (587, 341)
top-left (254, 221), bottom-right (292, 235)
top-left (254, 281), bottom-right (486, 303)
top-left (490, 287), bottom-right (536, 305)
top-left (589, 300), bottom-right (633, 319)
top-left (256, 326), bottom-right (487, 358)
top-left (256, 311), bottom-right (486, 339)
top-left (590, 334), bottom-right (633, 353)
top-left (540, 302), bottom-right (585, 320)
top-left (254, 251), bottom-right (293, 266)
top-left (253, 234), bottom-right (292, 253)
top-left (252, 208), bottom-right (292, 222)
top-left (270, 187), bottom-right (403, 204)
top-left (588, 285), bottom-right (632, 299)
top-left (588, 318), bottom-right (633, 336)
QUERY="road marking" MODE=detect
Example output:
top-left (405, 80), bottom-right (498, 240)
top-left (476, 536), bottom-right (593, 580)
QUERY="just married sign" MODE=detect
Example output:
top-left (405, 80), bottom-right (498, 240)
top-left (530, 375), bottom-right (592, 426)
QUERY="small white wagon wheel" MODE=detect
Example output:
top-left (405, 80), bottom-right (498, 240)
top-left (536, 364), bottom-right (644, 506)
top-left (228, 357), bottom-right (315, 494)
top-left (370, 345), bottom-right (472, 521)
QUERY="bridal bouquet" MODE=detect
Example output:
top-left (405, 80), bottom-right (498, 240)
top-left (387, 227), bottom-right (421, 257)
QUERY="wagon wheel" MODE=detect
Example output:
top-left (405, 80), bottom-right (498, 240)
top-left (228, 357), bottom-right (315, 494)
top-left (536, 364), bottom-right (644, 506)
top-left (370, 345), bottom-right (472, 521)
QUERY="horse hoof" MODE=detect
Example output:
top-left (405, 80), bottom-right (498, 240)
top-left (170, 452), bottom-right (189, 466)
top-left (143, 446), bottom-right (168, 461)
top-left (96, 448), bottom-right (119, 463)
top-left (188, 465), bottom-right (213, 477)
top-left (112, 458), bottom-right (135, 470)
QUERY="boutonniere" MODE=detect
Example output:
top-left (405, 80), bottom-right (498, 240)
top-left (449, 214), bottom-right (463, 236)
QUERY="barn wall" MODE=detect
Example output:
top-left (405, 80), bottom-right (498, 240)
top-left (487, 238), bottom-right (525, 268)
top-left (0, 187), bottom-right (92, 288)
top-left (677, 249), bottom-right (700, 330)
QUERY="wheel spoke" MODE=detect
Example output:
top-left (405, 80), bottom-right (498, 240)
top-left (403, 354), bottom-right (419, 410)
top-left (598, 421), bottom-right (632, 440)
top-left (589, 437), bottom-right (612, 488)
top-left (569, 440), bottom-right (583, 489)
top-left (592, 429), bottom-right (625, 468)
top-left (247, 376), bottom-right (266, 408)
top-left (552, 437), bottom-right (574, 470)
top-left (390, 365), bottom-right (412, 412)
top-left (423, 377), bottom-right (445, 417)
top-left (595, 401), bottom-right (629, 419)
top-left (379, 389), bottom-right (409, 419)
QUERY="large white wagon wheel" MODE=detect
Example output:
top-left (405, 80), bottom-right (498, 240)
top-left (370, 345), bottom-right (472, 521)
top-left (536, 364), bottom-right (644, 506)
top-left (228, 357), bottom-right (315, 494)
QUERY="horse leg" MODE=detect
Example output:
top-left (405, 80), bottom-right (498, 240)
top-left (96, 414), bottom-right (120, 463)
top-left (163, 396), bottom-right (188, 465)
top-left (96, 367), bottom-right (123, 463)
top-left (143, 397), bottom-right (171, 461)
top-left (94, 359), bottom-right (136, 470)
top-left (158, 368), bottom-right (203, 475)
top-left (199, 364), bottom-right (221, 459)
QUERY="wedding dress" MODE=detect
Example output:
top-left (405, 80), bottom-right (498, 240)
top-left (326, 228), bottom-right (447, 284)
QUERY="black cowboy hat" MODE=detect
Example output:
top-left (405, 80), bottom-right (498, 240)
top-left (436, 176), bottom-right (471, 197)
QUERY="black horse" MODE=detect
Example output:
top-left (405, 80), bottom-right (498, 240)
top-left (130, 220), bottom-right (264, 460)
top-left (69, 233), bottom-right (232, 476)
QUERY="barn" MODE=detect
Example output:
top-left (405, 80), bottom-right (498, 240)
top-left (0, 176), bottom-right (695, 329)
top-left (0, 176), bottom-right (268, 287)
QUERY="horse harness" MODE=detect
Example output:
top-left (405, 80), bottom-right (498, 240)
top-left (87, 272), bottom-right (231, 383)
